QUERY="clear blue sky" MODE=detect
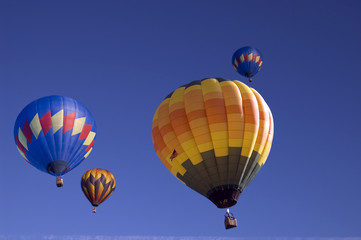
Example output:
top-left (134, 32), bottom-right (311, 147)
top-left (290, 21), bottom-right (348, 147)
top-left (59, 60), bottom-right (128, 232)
top-left (0, 0), bottom-right (360, 238)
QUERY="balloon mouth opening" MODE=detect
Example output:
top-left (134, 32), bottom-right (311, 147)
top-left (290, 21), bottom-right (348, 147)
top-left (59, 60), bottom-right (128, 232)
top-left (47, 160), bottom-right (70, 175)
top-left (207, 185), bottom-right (242, 208)
top-left (245, 72), bottom-right (254, 77)
top-left (92, 202), bottom-right (100, 207)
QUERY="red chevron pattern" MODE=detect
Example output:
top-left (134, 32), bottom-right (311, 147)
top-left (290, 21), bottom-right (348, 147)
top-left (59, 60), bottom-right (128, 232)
top-left (79, 124), bottom-right (92, 139)
top-left (16, 137), bottom-right (26, 155)
top-left (40, 110), bottom-right (52, 135)
top-left (17, 110), bottom-right (96, 154)
top-left (22, 120), bottom-right (33, 144)
top-left (63, 112), bottom-right (76, 133)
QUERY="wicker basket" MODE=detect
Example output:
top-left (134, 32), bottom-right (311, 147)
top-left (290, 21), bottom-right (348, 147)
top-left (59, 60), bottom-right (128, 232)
top-left (224, 216), bottom-right (237, 229)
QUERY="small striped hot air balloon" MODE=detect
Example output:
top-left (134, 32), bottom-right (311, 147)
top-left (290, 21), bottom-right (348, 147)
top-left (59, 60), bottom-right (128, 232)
top-left (81, 168), bottom-right (116, 213)
top-left (232, 46), bottom-right (263, 82)
top-left (152, 78), bottom-right (274, 228)
top-left (14, 95), bottom-right (96, 187)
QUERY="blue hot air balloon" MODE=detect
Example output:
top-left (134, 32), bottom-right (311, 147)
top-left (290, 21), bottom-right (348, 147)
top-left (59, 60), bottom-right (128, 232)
top-left (232, 46), bottom-right (263, 82)
top-left (14, 96), bottom-right (97, 187)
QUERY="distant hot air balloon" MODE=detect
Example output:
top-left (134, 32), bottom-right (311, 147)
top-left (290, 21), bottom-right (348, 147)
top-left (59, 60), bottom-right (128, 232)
top-left (14, 95), bottom-right (96, 187)
top-left (152, 78), bottom-right (274, 229)
top-left (81, 168), bottom-right (116, 213)
top-left (232, 46), bottom-right (263, 82)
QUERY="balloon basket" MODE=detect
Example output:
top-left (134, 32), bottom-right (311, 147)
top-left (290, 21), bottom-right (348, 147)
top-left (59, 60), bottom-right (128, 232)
top-left (56, 178), bottom-right (63, 188)
top-left (224, 216), bottom-right (237, 230)
top-left (92, 208), bottom-right (96, 213)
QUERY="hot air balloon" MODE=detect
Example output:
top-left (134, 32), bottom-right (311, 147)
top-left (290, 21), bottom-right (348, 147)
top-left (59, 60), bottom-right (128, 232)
top-left (232, 46), bottom-right (263, 82)
top-left (152, 78), bottom-right (274, 229)
top-left (81, 168), bottom-right (116, 213)
top-left (14, 95), bottom-right (96, 187)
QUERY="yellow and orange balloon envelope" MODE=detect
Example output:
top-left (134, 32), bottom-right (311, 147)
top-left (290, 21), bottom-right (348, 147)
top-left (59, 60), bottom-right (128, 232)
top-left (152, 78), bottom-right (274, 208)
top-left (81, 168), bottom-right (116, 212)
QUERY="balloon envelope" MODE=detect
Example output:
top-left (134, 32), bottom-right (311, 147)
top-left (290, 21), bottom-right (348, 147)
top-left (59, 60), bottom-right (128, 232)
top-left (232, 46), bottom-right (263, 81)
top-left (81, 168), bottom-right (116, 208)
top-left (152, 78), bottom-right (274, 208)
top-left (14, 96), bottom-right (96, 183)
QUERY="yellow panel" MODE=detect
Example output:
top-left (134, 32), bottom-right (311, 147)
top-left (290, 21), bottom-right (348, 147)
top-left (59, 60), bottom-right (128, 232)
top-left (100, 185), bottom-right (111, 202)
top-left (89, 181), bottom-right (95, 199)
top-left (51, 110), bottom-right (63, 133)
top-left (213, 146), bottom-right (228, 157)
top-left (95, 170), bottom-right (102, 181)
top-left (184, 145), bottom-right (200, 158)
top-left (201, 78), bottom-right (221, 95)
top-left (180, 138), bottom-right (198, 150)
top-left (233, 81), bottom-right (253, 95)
top-left (243, 131), bottom-right (258, 141)
top-left (18, 127), bottom-right (28, 150)
top-left (172, 165), bottom-right (186, 176)
top-left (175, 152), bottom-right (189, 164)
top-left (30, 113), bottom-right (41, 139)
top-left (72, 117), bottom-right (85, 135)
top-left (229, 139), bottom-right (243, 147)
top-left (258, 142), bottom-right (272, 166)
top-left (185, 84), bottom-right (202, 92)
top-left (254, 142), bottom-right (265, 153)
top-left (240, 54), bottom-right (245, 62)
top-left (169, 87), bottom-right (185, 104)
top-left (210, 130), bottom-right (228, 140)
top-left (241, 137), bottom-right (254, 147)
top-left (179, 135), bottom-right (203, 165)
top-left (197, 142), bottom-right (214, 153)
top-left (171, 168), bottom-right (186, 183)
top-left (190, 125), bottom-right (211, 138)
top-left (189, 154), bottom-right (203, 165)
top-left (212, 138), bottom-right (228, 149)
top-left (83, 131), bottom-right (96, 145)
top-left (177, 165), bottom-right (187, 176)
top-left (97, 180), bottom-right (104, 200)
top-left (241, 147), bottom-right (252, 158)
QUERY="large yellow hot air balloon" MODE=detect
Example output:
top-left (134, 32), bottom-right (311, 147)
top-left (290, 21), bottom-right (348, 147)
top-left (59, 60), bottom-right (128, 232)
top-left (152, 78), bottom-right (274, 211)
